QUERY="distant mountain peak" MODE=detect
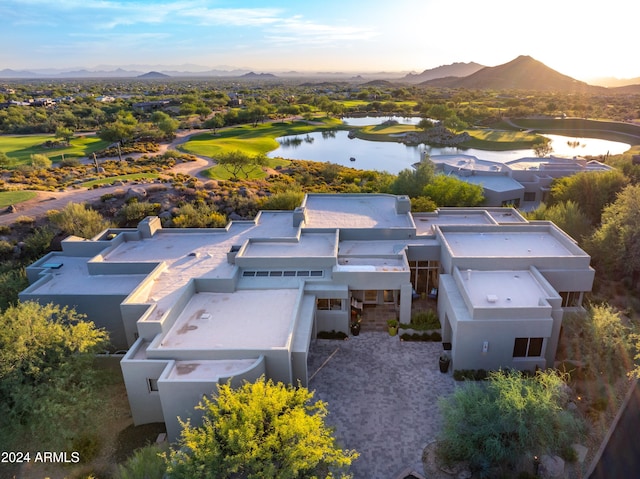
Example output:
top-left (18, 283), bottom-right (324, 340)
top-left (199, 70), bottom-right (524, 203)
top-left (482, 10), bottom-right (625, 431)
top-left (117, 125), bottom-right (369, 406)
top-left (420, 55), bottom-right (600, 92)
top-left (401, 61), bottom-right (485, 84)
top-left (137, 71), bottom-right (170, 78)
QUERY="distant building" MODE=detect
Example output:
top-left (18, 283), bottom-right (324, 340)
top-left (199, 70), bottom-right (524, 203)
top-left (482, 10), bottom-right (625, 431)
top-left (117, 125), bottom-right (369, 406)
top-left (429, 154), bottom-right (612, 207)
top-left (21, 194), bottom-right (594, 440)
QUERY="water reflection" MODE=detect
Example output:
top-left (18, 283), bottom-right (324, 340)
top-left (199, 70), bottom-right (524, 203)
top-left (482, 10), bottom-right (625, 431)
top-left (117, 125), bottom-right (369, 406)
top-left (267, 119), bottom-right (630, 174)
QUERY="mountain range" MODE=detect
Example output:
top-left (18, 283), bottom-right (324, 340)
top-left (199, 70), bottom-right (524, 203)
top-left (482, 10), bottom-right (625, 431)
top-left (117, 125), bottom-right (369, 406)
top-left (1, 56), bottom-right (640, 92)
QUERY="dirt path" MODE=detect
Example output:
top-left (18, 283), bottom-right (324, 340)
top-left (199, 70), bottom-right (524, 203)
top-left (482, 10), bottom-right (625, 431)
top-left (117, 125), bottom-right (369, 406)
top-left (0, 130), bottom-right (217, 225)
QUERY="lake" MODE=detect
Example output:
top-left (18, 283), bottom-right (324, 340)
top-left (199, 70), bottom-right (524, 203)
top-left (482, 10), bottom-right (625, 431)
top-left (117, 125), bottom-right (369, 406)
top-left (267, 118), bottom-right (631, 174)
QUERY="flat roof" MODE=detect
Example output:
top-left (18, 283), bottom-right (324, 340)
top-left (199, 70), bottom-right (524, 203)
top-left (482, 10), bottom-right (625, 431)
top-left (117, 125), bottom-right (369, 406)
top-left (451, 173), bottom-right (524, 193)
top-left (242, 233), bottom-right (335, 258)
top-left (338, 240), bottom-right (408, 256)
top-left (336, 257), bottom-right (406, 272)
top-left (413, 211), bottom-right (494, 235)
top-left (26, 255), bottom-right (146, 295)
top-left (442, 231), bottom-right (573, 257)
top-left (460, 269), bottom-right (551, 309)
top-left (166, 359), bottom-right (257, 380)
top-left (159, 289), bottom-right (299, 350)
top-left (430, 154), bottom-right (508, 172)
top-left (303, 195), bottom-right (412, 229)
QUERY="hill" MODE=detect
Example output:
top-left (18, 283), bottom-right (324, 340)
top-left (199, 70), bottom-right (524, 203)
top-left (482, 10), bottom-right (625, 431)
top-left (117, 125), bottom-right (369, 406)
top-left (401, 62), bottom-right (484, 84)
top-left (421, 55), bottom-right (600, 92)
top-left (240, 72), bottom-right (277, 79)
top-left (137, 71), bottom-right (170, 79)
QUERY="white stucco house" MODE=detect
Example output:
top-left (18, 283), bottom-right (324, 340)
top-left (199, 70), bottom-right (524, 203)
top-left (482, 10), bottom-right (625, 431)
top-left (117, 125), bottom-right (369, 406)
top-left (429, 154), bottom-right (612, 208)
top-left (20, 193), bottom-right (594, 440)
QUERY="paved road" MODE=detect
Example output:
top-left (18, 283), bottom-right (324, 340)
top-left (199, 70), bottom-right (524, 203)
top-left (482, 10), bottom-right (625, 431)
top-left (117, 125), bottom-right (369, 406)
top-left (588, 380), bottom-right (640, 478)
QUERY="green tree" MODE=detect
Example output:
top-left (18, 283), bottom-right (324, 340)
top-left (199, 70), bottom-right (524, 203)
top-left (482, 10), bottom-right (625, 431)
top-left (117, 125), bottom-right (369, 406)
top-left (423, 175), bottom-right (484, 206)
top-left (549, 169), bottom-right (628, 225)
top-left (55, 126), bottom-right (74, 143)
top-left (525, 200), bottom-right (592, 242)
top-left (216, 150), bottom-right (268, 180)
top-left (203, 114), bottom-right (225, 134)
top-left (165, 377), bottom-right (358, 479)
top-left (47, 202), bottom-right (113, 239)
top-left (588, 184), bottom-right (640, 279)
top-left (391, 161), bottom-right (435, 198)
top-left (0, 301), bottom-right (109, 450)
top-left (438, 369), bottom-right (583, 473)
top-left (532, 139), bottom-right (553, 157)
top-left (151, 111), bottom-right (179, 139)
top-left (30, 153), bottom-right (52, 169)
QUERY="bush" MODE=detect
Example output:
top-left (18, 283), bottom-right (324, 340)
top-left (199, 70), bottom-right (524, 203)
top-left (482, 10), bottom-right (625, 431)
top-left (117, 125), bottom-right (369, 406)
top-left (408, 310), bottom-right (441, 330)
top-left (117, 202), bottom-right (162, 227)
top-left (70, 432), bottom-right (101, 463)
top-left (439, 369), bottom-right (584, 471)
top-left (171, 203), bottom-right (227, 228)
top-left (117, 444), bottom-right (167, 479)
top-left (59, 157), bottom-right (81, 167)
top-left (22, 226), bottom-right (55, 260)
top-left (47, 203), bottom-right (112, 239)
top-left (260, 190), bottom-right (304, 210)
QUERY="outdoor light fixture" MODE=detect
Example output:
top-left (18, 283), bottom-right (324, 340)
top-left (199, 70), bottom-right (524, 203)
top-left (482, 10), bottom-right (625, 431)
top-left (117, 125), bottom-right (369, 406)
top-left (482, 341), bottom-right (489, 353)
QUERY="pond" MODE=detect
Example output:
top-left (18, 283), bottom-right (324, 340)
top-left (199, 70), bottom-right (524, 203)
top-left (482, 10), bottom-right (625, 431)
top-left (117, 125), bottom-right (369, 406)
top-left (267, 118), bottom-right (631, 174)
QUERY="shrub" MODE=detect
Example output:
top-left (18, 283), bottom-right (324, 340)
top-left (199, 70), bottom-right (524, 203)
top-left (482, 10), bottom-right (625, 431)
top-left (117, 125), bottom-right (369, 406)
top-left (70, 432), bottom-right (101, 463)
top-left (439, 370), bottom-right (584, 471)
top-left (117, 202), bottom-right (162, 227)
top-left (409, 310), bottom-right (441, 330)
top-left (260, 190), bottom-right (304, 210)
top-left (47, 203), bottom-right (112, 239)
top-left (171, 203), bottom-right (227, 228)
top-left (21, 226), bottom-right (55, 260)
top-left (59, 157), bottom-right (81, 167)
top-left (117, 444), bottom-right (167, 479)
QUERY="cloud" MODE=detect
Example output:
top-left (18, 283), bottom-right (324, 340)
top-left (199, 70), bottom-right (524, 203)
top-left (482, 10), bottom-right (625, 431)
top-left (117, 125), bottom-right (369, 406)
top-left (264, 16), bottom-right (377, 46)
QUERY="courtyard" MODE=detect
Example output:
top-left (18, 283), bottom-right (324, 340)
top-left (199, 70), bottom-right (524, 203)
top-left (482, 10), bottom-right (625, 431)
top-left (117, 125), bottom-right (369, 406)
top-left (307, 332), bottom-right (457, 479)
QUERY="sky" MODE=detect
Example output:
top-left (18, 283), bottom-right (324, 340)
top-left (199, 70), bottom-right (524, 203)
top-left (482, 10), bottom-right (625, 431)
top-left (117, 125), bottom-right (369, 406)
top-left (0, 0), bottom-right (634, 81)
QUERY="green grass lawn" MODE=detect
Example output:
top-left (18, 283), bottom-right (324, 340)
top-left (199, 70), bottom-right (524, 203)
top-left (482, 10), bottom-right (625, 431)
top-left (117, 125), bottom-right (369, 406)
top-left (181, 119), bottom-right (343, 178)
top-left (0, 134), bottom-right (110, 164)
top-left (504, 118), bottom-right (640, 145)
top-left (355, 124), bottom-right (418, 141)
top-left (461, 128), bottom-right (544, 150)
top-left (0, 190), bottom-right (38, 207)
top-left (81, 173), bottom-right (160, 188)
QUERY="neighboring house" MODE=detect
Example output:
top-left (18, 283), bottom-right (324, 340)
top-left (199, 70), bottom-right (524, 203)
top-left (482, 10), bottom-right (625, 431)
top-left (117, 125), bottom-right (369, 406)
top-left (20, 194), bottom-right (594, 440)
top-left (429, 154), bottom-right (612, 207)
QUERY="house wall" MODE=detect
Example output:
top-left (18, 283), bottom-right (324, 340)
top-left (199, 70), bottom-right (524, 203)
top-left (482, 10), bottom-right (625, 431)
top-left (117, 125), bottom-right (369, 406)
top-left (159, 356), bottom-right (266, 442)
top-left (439, 273), bottom-right (557, 372)
top-left (19, 292), bottom-right (130, 349)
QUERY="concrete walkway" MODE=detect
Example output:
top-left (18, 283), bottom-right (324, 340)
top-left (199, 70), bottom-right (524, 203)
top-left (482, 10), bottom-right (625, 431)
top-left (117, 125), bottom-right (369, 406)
top-left (308, 332), bottom-right (457, 479)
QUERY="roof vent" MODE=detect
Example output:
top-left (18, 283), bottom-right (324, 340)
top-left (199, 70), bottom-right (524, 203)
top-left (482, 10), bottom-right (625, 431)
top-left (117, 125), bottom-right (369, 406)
top-left (487, 294), bottom-right (498, 303)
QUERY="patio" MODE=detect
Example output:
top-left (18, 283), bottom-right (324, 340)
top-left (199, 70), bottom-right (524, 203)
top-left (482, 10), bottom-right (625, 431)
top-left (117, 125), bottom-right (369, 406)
top-left (308, 332), bottom-right (457, 478)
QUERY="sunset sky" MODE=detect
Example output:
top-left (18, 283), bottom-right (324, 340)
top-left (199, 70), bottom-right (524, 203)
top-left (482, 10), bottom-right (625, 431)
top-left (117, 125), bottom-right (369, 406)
top-left (0, 0), bottom-right (634, 81)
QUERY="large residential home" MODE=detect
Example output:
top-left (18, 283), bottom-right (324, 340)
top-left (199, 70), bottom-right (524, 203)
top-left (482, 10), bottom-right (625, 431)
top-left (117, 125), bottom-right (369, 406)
top-left (429, 154), bottom-right (612, 208)
top-left (20, 194), bottom-right (594, 440)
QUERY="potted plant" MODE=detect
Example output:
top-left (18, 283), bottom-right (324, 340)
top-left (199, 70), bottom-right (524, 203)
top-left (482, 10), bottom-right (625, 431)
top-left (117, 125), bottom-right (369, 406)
top-left (387, 319), bottom-right (399, 336)
top-left (439, 352), bottom-right (451, 373)
top-left (350, 314), bottom-right (361, 336)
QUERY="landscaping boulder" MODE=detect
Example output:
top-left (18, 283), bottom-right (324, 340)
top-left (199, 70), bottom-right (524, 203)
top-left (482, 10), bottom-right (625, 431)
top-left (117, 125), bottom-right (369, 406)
top-left (125, 187), bottom-right (148, 201)
top-left (539, 454), bottom-right (565, 479)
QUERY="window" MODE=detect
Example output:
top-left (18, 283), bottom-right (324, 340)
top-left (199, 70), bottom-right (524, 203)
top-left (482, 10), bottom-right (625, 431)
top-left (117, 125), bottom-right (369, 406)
top-left (559, 291), bottom-right (581, 308)
top-left (513, 337), bottom-right (544, 357)
top-left (316, 298), bottom-right (343, 311)
top-left (147, 378), bottom-right (159, 392)
top-left (524, 192), bottom-right (536, 202)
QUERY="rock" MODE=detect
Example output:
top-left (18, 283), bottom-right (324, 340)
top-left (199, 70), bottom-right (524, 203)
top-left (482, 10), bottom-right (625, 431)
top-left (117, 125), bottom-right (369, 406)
top-left (125, 187), bottom-right (148, 201)
top-left (158, 211), bottom-right (173, 221)
top-left (539, 454), bottom-right (565, 479)
top-left (572, 444), bottom-right (588, 464)
top-left (6, 204), bottom-right (17, 213)
top-left (228, 212), bottom-right (243, 221)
